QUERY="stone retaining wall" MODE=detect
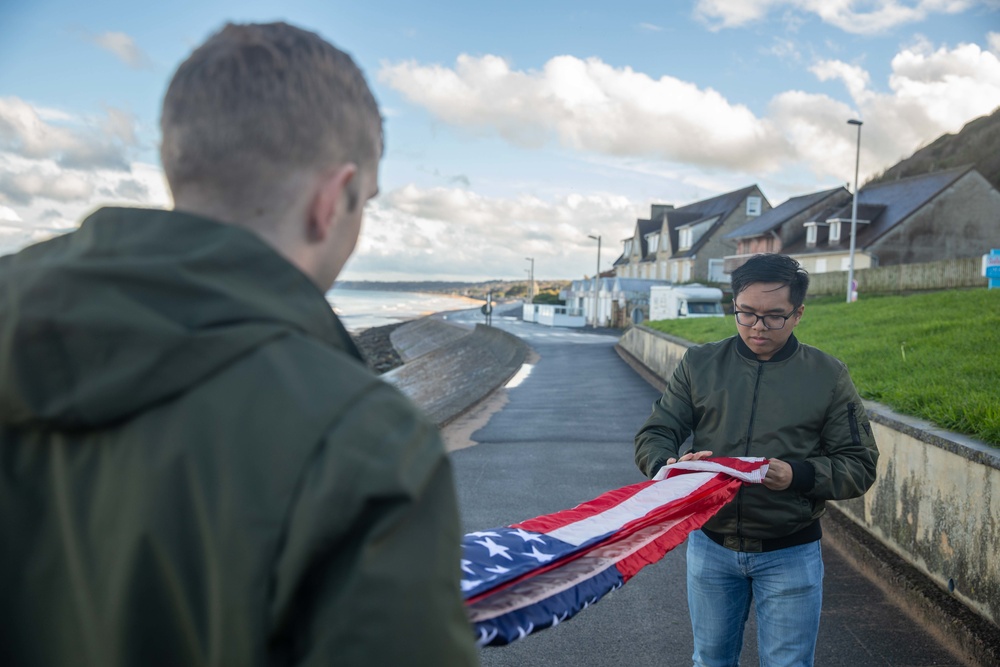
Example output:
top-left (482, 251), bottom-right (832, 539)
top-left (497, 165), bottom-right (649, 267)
top-left (618, 324), bottom-right (1000, 628)
top-left (383, 318), bottom-right (528, 427)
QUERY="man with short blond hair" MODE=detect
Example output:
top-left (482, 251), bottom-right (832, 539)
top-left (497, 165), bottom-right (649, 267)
top-left (0, 22), bottom-right (478, 667)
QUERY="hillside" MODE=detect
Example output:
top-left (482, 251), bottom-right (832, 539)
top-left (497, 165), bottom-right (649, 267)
top-left (866, 106), bottom-right (1000, 190)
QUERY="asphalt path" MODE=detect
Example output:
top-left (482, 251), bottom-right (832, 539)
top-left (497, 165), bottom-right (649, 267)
top-left (443, 304), bottom-right (964, 667)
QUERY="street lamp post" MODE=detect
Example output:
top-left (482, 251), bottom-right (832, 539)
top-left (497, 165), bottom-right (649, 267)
top-left (588, 234), bottom-right (601, 328)
top-left (846, 118), bottom-right (863, 304)
top-left (525, 257), bottom-right (534, 304)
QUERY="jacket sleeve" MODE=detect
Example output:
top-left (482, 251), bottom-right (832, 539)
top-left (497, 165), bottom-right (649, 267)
top-left (634, 352), bottom-right (695, 478)
top-left (268, 382), bottom-right (479, 667)
top-left (804, 364), bottom-right (879, 501)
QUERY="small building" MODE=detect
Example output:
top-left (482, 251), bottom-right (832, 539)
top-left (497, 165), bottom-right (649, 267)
top-left (614, 186), bottom-right (771, 284)
top-left (781, 166), bottom-right (1000, 274)
top-left (610, 277), bottom-right (670, 326)
top-left (723, 186), bottom-right (851, 274)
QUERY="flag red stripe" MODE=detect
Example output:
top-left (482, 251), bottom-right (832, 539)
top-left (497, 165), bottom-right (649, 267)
top-left (512, 478), bottom-right (657, 534)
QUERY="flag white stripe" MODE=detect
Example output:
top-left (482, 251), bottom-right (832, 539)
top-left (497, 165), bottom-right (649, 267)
top-left (546, 472), bottom-right (715, 546)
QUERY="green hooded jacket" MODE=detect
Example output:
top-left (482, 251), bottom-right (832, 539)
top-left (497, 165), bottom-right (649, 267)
top-left (0, 208), bottom-right (479, 666)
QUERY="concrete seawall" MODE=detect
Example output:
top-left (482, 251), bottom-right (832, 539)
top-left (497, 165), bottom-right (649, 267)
top-left (618, 324), bottom-right (1000, 664)
top-left (383, 316), bottom-right (528, 427)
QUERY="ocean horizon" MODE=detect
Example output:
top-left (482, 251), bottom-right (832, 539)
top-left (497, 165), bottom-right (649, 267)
top-left (326, 287), bottom-right (483, 332)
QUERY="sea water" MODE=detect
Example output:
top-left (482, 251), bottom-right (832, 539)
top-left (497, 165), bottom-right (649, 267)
top-left (326, 288), bottom-right (482, 332)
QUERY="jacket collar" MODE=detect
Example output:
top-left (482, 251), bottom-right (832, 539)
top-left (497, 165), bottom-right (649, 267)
top-left (735, 332), bottom-right (799, 363)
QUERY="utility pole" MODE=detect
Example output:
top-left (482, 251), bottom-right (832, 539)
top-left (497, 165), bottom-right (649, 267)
top-left (525, 257), bottom-right (534, 303)
top-left (846, 118), bottom-right (863, 304)
top-left (588, 234), bottom-right (601, 328)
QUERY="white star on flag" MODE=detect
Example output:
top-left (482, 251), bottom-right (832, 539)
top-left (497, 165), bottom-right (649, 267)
top-left (522, 545), bottom-right (554, 563)
top-left (484, 564), bottom-right (511, 574)
top-left (461, 579), bottom-right (483, 592)
top-left (511, 528), bottom-right (545, 543)
top-left (467, 531), bottom-right (501, 538)
top-left (475, 536), bottom-right (514, 560)
top-left (461, 559), bottom-right (475, 575)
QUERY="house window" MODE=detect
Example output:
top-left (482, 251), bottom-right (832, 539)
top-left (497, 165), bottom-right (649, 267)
top-left (624, 239), bottom-right (633, 256)
top-left (840, 256), bottom-right (852, 271)
top-left (679, 228), bottom-right (692, 250)
top-left (670, 263), bottom-right (678, 282)
top-left (746, 196), bottom-right (762, 217)
top-left (682, 262), bottom-right (692, 282)
top-left (829, 221), bottom-right (841, 243)
top-left (806, 224), bottom-right (817, 246)
top-left (648, 233), bottom-right (659, 253)
top-left (816, 258), bottom-right (827, 273)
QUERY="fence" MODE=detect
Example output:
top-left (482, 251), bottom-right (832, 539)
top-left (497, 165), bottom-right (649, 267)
top-left (808, 257), bottom-right (987, 296)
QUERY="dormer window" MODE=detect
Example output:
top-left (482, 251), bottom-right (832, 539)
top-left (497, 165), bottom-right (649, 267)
top-left (805, 223), bottom-right (817, 246)
top-left (679, 228), bottom-right (692, 250)
top-left (647, 233), bottom-right (659, 253)
top-left (829, 221), bottom-right (841, 243)
top-left (624, 239), bottom-right (633, 256)
top-left (746, 196), bottom-right (762, 217)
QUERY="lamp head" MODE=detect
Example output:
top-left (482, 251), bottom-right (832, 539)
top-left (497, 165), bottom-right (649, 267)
top-left (847, 119), bottom-right (863, 126)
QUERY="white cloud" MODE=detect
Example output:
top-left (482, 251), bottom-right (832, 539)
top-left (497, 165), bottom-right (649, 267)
top-left (0, 96), bottom-right (137, 170)
top-left (810, 60), bottom-right (874, 104)
top-left (804, 42), bottom-right (1000, 173)
top-left (380, 42), bottom-right (1000, 185)
top-left (379, 54), bottom-right (794, 172)
top-left (343, 185), bottom-right (641, 281)
top-left (0, 98), bottom-right (169, 257)
top-left (989, 31), bottom-right (1000, 55)
top-left (637, 23), bottom-right (664, 32)
top-left (90, 31), bottom-right (151, 69)
top-left (694, 0), bottom-right (982, 35)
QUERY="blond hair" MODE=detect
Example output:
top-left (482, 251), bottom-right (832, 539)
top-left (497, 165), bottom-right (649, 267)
top-left (160, 22), bottom-right (382, 206)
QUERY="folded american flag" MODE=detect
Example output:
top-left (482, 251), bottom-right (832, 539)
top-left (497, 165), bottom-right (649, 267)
top-left (462, 456), bottom-right (769, 646)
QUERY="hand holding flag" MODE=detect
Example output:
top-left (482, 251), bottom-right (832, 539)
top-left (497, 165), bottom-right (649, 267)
top-left (462, 457), bottom-right (770, 646)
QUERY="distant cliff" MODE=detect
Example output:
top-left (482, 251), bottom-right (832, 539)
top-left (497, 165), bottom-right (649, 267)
top-left (866, 106), bottom-right (1000, 191)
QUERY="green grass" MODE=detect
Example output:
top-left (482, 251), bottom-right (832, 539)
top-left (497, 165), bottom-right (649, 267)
top-left (644, 289), bottom-right (1000, 447)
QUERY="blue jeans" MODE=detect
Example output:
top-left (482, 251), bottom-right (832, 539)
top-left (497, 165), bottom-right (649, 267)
top-left (686, 529), bottom-right (824, 667)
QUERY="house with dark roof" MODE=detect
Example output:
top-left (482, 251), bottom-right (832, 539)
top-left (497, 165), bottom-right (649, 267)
top-left (614, 186), bottom-right (770, 283)
top-left (722, 186), bottom-right (851, 274)
top-left (780, 166), bottom-right (1000, 275)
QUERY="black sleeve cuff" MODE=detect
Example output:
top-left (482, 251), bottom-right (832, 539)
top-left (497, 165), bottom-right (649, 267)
top-left (786, 460), bottom-right (816, 493)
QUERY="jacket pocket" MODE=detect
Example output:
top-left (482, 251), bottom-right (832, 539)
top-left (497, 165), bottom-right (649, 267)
top-left (848, 402), bottom-right (861, 447)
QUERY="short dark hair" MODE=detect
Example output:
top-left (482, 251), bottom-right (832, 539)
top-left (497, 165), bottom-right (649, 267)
top-left (161, 22), bottom-right (382, 199)
top-left (731, 254), bottom-right (809, 308)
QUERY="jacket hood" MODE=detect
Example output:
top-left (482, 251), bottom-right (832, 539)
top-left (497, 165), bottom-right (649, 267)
top-left (0, 207), bottom-right (359, 429)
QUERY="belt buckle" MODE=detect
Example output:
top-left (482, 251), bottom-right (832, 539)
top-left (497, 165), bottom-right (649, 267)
top-left (723, 536), bottom-right (763, 553)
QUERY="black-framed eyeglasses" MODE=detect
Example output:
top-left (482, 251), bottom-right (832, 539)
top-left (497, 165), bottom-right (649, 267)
top-left (733, 307), bottom-right (799, 330)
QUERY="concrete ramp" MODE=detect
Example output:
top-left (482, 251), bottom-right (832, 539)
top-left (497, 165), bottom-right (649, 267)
top-left (383, 323), bottom-right (528, 427)
top-left (389, 317), bottom-right (474, 362)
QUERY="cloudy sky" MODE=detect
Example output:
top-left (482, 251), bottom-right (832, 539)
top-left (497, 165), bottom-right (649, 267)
top-left (2, 1), bottom-right (999, 281)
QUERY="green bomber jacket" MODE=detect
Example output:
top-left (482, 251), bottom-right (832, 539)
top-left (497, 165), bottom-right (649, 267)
top-left (635, 333), bottom-right (879, 541)
top-left (0, 208), bottom-right (479, 667)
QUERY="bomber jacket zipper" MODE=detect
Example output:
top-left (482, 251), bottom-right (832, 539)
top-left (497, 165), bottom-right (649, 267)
top-left (736, 362), bottom-right (765, 542)
top-left (848, 402), bottom-right (861, 447)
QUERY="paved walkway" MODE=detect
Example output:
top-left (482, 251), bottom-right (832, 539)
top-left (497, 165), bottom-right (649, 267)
top-left (442, 306), bottom-right (965, 666)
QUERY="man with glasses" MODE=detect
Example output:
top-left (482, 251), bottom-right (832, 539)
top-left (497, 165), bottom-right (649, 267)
top-left (635, 253), bottom-right (878, 667)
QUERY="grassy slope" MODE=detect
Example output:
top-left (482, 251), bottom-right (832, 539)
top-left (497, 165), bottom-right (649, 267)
top-left (644, 289), bottom-right (1000, 446)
